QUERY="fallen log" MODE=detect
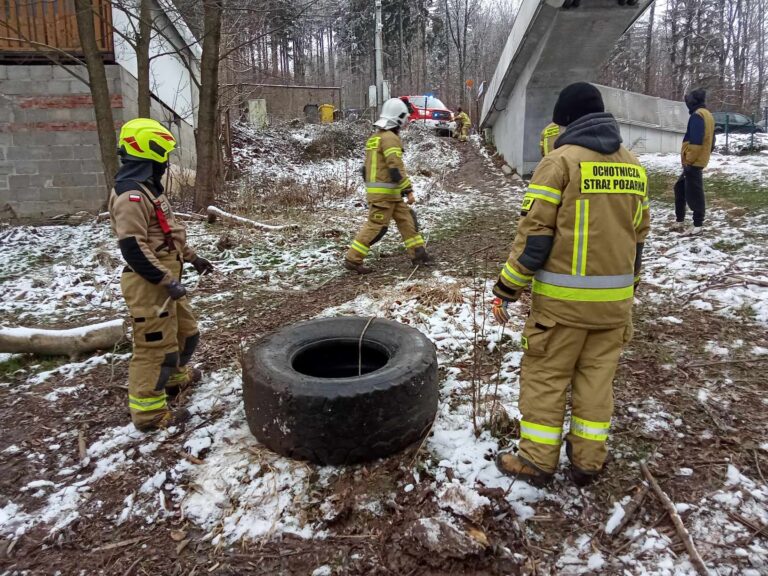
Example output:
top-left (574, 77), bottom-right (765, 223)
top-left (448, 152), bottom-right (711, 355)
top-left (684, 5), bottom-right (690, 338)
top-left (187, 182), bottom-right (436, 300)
top-left (0, 319), bottom-right (126, 358)
top-left (206, 205), bottom-right (295, 231)
top-left (641, 462), bottom-right (710, 576)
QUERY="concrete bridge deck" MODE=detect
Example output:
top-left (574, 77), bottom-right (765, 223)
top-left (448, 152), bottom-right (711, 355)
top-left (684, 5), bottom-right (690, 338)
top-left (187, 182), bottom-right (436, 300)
top-left (480, 0), bottom-right (657, 174)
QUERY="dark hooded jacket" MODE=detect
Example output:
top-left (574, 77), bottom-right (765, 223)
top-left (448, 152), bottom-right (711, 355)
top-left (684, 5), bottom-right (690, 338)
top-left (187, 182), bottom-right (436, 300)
top-left (493, 111), bottom-right (651, 329)
top-left (114, 155), bottom-right (167, 196)
top-left (682, 90), bottom-right (715, 168)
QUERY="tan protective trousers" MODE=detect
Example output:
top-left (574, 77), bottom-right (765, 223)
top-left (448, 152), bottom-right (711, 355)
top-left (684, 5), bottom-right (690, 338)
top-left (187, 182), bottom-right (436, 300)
top-left (517, 309), bottom-right (632, 474)
top-left (120, 252), bottom-right (199, 428)
top-left (346, 200), bottom-right (425, 264)
top-left (456, 123), bottom-right (469, 142)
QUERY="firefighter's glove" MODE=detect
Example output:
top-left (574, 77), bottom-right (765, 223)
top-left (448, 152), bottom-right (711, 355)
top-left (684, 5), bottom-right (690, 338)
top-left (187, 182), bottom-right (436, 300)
top-left (191, 256), bottom-right (214, 275)
top-left (166, 280), bottom-right (187, 300)
top-left (491, 298), bottom-right (511, 325)
top-left (405, 190), bottom-right (416, 205)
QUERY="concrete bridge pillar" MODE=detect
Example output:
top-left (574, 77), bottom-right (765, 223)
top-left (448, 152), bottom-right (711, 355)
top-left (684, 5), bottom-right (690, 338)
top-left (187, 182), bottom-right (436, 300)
top-left (481, 0), bottom-right (654, 175)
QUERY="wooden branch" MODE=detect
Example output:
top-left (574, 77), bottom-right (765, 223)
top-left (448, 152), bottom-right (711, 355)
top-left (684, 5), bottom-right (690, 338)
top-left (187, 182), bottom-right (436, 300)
top-left (684, 357), bottom-right (768, 368)
top-left (206, 205), bottom-right (295, 231)
top-left (607, 485), bottom-right (649, 538)
top-left (727, 511), bottom-right (768, 537)
top-left (78, 430), bottom-right (87, 462)
top-left (97, 211), bottom-right (205, 222)
top-left (641, 462), bottom-right (710, 576)
top-left (90, 536), bottom-right (148, 553)
top-left (175, 212), bottom-right (207, 221)
top-left (0, 319), bottom-right (126, 358)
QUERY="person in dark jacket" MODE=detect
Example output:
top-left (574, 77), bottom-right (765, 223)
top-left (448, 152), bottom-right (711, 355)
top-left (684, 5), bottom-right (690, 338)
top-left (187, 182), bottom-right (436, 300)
top-left (674, 88), bottom-right (715, 236)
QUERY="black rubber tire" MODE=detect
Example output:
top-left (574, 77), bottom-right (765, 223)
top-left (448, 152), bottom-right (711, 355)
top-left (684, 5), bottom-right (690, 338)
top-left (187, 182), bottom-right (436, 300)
top-left (242, 317), bottom-right (439, 465)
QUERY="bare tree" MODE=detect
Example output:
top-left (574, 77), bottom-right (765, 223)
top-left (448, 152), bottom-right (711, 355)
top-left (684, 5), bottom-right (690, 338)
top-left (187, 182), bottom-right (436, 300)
top-left (194, 0), bottom-right (224, 211)
top-left (74, 0), bottom-right (119, 196)
top-left (444, 0), bottom-right (480, 109)
top-left (137, 0), bottom-right (153, 117)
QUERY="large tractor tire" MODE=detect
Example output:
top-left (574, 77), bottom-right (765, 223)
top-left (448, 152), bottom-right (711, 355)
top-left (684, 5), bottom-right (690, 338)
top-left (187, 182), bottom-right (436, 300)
top-left (242, 317), bottom-right (439, 465)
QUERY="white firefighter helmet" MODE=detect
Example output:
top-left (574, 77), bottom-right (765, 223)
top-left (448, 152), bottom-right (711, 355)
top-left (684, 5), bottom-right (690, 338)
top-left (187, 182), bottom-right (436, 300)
top-left (374, 98), bottom-right (410, 130)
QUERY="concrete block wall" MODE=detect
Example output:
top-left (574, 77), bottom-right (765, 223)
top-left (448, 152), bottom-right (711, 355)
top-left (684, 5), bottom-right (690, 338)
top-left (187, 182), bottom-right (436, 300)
top-left (0, 65), bottom-right (118, 218)
top-left (238, 84), bottom-right (342, 122)
top-left (0, 64), bottom-right (197, 219)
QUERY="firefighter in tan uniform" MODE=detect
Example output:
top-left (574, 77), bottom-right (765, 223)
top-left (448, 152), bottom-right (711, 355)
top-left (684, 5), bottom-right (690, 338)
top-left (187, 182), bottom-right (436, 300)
top-left (109, 118), bottom-right (214, 432)
top-left (454, 107), bottom-right (470, 142)
top-left (491, 83), bottom-right (650, 486)
top-left (539, 122), bottom-right (563, 157)
top-left (345, 98), bottom-right (433, 274)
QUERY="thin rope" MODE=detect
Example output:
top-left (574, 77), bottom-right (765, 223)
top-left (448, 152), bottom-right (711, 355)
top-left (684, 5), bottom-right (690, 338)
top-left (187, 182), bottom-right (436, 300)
top-left (358, 316), bottom-right (377, 376)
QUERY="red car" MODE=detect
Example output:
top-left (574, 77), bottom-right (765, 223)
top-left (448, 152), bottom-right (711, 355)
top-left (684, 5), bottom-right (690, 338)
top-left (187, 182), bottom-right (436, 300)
top-left (402, 95), bottom-right (456, 136)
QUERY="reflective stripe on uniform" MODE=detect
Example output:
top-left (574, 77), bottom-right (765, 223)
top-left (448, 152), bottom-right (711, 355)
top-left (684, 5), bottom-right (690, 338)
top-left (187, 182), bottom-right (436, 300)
top-left (571, 416), bottom-right (610, 442)
top-left (366, 182), bottom-right (398, 188)
top-left (501, 262), bottom-right (533, 287)
top-left (404, 235), bottom-right (425, 248)
top-left (572, 199), bottom-right (589, 276)
top-left (366, 189), bottom-right (402, 196)
top-left (398, 177), bottom-right (412, 191)
top-left (526, 184), bottom-right (562, 205)
top-left (383, 146), bottom-right (402, 158)
top-left (535, 270), bottom-right (635, 289)
top-left (520, 420), bottom-right (562, 446)
top-left (642, 197), bottom-right (650, 209)
top-left (541, 125), bottom-right (559, 156)
top-left (633, 200), bottom-right (643, 229)
top-left (532, 279), bottom-right (634, 302)
top-left (129, 393), bottom-right (167, 412)
top-left (366, 136), bottom-right (381, 181)
top-left (366, 182), bottom-right (402, 196)
top-left (350, 240), bottom-right (370, 255)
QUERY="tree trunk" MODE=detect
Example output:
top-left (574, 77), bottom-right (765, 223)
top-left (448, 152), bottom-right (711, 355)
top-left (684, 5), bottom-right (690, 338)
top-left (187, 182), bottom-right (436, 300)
top-left (398, 0), bottom-right (404, 92)
top-left (421, 7), bottom-right (427, 92)
top-left (74, 0), bottom-right (118, 199)
top-left (136, 0), bottom-right (152, 117)
top-left (644, 1), bottom-right (655, 94)
top-left (271, 34), bottom-right (278, 76)
top-left (444, 0), bottom-right (452, 104)
top-left (328, 26), bottom-right (335, 85)
top-left (193, 0), bottom-right (223, 211)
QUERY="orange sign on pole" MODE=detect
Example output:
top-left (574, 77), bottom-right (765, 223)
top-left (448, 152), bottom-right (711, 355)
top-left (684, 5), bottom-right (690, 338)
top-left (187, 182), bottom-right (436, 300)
top-left (466, 79), bottom-right (474, 88)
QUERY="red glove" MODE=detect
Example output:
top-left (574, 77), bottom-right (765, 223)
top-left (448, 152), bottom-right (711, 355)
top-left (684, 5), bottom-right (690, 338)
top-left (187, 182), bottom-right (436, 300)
top-left (491, 297), bottom-right (510, 325)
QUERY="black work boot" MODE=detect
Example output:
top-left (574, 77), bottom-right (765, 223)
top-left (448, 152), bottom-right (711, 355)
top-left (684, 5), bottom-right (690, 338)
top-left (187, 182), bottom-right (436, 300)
top-left (411, 247), bottom-right (434, 267)
top-left (343, 259), bottom-right (373, 275)
top-left (566, 440), bottom-right (610, 487)
top-left (495, 450), bottom-right (553, 487)
top-left (135, 408), bottom-right (192, 433)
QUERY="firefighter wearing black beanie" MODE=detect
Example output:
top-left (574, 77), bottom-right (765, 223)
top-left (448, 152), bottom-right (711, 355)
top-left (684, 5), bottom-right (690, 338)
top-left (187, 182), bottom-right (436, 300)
top-left (552, 82), bottom-right (605, 126)
top-left (491, 81), bottom-right (650, 488)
